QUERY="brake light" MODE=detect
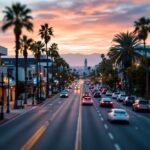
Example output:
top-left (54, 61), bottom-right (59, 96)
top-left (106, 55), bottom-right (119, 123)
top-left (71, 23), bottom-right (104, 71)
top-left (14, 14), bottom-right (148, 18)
top-left (110, 101), bottom-right (113, 104)
top-left (137, 105), bottom-right (140, 108)
top-left (101, 101), bottom-right (104, 104)
top-left (125, 114), bottom-right (129, 118)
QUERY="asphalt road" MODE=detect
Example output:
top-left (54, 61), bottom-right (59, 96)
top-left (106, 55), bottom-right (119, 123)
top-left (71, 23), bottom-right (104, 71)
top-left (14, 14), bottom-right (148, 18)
top-left (0, 80), bottom-right (150, 150)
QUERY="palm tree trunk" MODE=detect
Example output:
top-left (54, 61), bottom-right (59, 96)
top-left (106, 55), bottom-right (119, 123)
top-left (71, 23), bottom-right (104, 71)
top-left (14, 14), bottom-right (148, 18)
top-left (144, 41), bottom-right (149, 97)
top-left (51, 57), bottom-right (53, 93)
top-left (46, 43), bottom-right (49, 97)
top-left (36, 61), bottom-right (39, 102)
top-left (14, 33), bottom-right (20, 109)
top-left (24, 56), bottom-right (27, 104)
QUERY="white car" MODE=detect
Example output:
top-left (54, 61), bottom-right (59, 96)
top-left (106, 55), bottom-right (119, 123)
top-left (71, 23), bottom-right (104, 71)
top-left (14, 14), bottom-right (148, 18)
top-left (117, 94), bottom-right (126, 102)
top-left (112, 92), bottom-right (120, 99)
top-left (107, 109), bottom-right (129, 123)
top-left (60, 91), bottom-right (69, 98)
top-left (106, 91), bottom-right (113, 96)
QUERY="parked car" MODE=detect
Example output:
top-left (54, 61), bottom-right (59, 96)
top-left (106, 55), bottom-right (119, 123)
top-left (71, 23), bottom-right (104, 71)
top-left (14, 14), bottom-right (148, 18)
top-left (132, 98), bottom-right (150, 111)
top-left (93, 92), bottom-right (101, 98)
top-left (99, 98), bottom-right (113, 107)
top-left (107, 109), bottom-right (129, 123)
top-left (60, 90), bottom-right (69, 98)
top-left (82, 97), bottom-right (93, 105)
top-left (123, 96), bottom-right (136, 105)
top-left (117, 94), bottom-right (126, 102)
top-left (112, 92), bottom-right (120, 99)
top-left (101, 88), bottom-right (107, 94)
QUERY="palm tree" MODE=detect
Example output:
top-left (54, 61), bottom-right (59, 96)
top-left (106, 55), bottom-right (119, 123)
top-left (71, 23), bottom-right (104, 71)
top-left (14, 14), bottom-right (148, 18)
top-left (134, 17), bottom-right (150, 97)
top-left (2, 3), bottom-right (33, 108)
top-left (39, 23), bottom-right (53, 97)
top-left (108, 31), bottom-right (141, 94)
top-left (19, 35), bottom-right (33, 104)
top-left (48, 43), bottom-right (59, 91)
top-left (30, 41), bottom-right (45, 102)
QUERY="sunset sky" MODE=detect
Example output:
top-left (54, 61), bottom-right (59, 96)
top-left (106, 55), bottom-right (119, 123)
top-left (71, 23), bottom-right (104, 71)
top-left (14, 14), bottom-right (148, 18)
top-left (0, 0), bottom-right (150, 56)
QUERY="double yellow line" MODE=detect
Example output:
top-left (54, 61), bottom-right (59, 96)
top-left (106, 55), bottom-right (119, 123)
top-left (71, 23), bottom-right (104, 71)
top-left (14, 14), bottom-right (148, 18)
top-left (21, 122), bottom-right (49, 150)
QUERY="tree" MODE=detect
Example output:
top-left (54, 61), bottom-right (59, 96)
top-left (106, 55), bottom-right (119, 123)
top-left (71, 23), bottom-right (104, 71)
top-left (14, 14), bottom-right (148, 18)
top-left (134, 17), bottom-right (150, 97)
top-left (39, 23), bottom-right (53, 97)
top-left (47, 43), bottom-right (59, 92)
top-left (19, 35), bottom-right (33, 104)
top-left (108, 31), bottom-right (141, 94)
top-left (2, 3), bottom-right (33, 108)
top-left (30, 41), bottom-right (45, 101)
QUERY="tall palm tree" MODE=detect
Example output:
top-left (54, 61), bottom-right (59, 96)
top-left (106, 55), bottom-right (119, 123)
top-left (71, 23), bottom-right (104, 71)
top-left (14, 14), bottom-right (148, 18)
top-left (48, 43), bottom-right (59, 90)
top-left (108, 31), bottom-right (141, 94)
top-left (2, 3), bottom-right (33, 108)
top-left (19, 35), bottom-right (33, 104)
top-left (39, 23), bottom-right (53, 97)
top-left (134, 17), bottom-right (150, 97)
top-left (30, 41), bottom-right (45, 101)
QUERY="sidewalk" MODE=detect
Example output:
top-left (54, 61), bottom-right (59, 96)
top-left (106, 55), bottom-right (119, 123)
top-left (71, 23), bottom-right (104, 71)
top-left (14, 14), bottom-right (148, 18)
top-left (0, 94), bottom-right (59, 125)
top-left (0, 98), bottom-right (38, 125)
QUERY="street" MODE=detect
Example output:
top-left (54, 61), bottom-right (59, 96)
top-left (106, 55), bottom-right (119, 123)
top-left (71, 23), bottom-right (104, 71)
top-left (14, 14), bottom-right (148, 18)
top-left (0, 80), bottom-right (150, 150)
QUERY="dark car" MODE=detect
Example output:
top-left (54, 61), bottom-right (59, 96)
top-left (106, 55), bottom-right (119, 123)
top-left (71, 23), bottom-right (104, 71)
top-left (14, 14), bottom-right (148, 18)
top-left (133, 99), bottom-right (150, 111)
top-left (123, 96), bottom-right (136, 105)
top-left (93, 92), bottom-right (101, 98)
top-left (99, 98), bottom-right (113, 107)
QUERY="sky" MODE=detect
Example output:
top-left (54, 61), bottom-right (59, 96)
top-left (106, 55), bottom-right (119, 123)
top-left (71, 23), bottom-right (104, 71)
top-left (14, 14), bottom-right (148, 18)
top-left (0, 0), bottom-right (150, 57)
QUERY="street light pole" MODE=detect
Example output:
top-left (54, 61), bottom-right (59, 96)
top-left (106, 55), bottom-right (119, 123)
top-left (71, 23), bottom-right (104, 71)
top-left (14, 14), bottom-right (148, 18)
top-left (6, 72), bottom-right (10, 113)
top-left (0, 72), bottom-right (4, 119)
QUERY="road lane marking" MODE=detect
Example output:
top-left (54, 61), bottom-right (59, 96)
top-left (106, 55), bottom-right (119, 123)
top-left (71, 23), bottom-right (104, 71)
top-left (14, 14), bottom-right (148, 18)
top-left (108, 132), bottom-right (114, 140)
top-left (101, 117), bottom-right (104, 121)
top-left (98, 113), bottom-right (101, 117)
top-left (104, 124), bottom-right (108, 129)
top-left (75, 83), bottom-right (83, 150)
top-left (21, 122), bottom-right (49, 150)
top-left (114, 144), bottom-right (121, 150)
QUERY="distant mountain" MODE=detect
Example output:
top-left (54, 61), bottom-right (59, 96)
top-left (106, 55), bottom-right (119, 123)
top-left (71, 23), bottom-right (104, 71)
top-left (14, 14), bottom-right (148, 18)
top-left (60, 53), bottom-right (101, 67)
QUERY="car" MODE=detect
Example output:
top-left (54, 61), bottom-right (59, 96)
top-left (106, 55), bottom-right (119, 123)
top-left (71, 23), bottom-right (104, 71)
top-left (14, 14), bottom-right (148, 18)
top-left (132, 98), bottom-right (150, 111)
top-left (75, 85), bottom-right (80, 90)
top-left (82, 97), bottom-right (93, 105)
top-left (60, 90), bottom-right (69, 98)
top-left (112, 92), bottom-right (120, 99)
top-left (107, 109), bottom-right (129, 123)
top-left (82, 92), bottom-right (91, 98)
top-left (92, 89), bottom-right (99, 95)
top-left (99, 98), bottom-right (113, 107)
top-left (93, 92), bottom-right (101, 98)
top-left (105, 91), bottom-right (113, 96)
top-left (123, 96), bottom-right (136, 105)
top-left (117, 94), bottom-right (126, 102)
top-left (101, 88), bottom-right (107, 94)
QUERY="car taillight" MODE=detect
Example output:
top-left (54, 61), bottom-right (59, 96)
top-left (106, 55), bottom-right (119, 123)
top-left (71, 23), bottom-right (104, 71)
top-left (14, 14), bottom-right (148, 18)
top-left (101, 101), bottom-right (104, 104)
top-left (137, 105), bottom-right (140, 108)
top-left (110, 101), bottom-right (113, 104)
top-left (125, 114), bottom-right (129, 118)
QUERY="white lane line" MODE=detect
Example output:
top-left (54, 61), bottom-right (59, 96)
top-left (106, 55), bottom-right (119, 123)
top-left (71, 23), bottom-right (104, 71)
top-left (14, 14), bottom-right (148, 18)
top-left (58, 101), bottom-right (62, 104)
top-left (98, 113), bottom-right (101, 117)
top-left (114, 144), bottom-right (121, 150)
top-left (108, 132), bottom-right (114, 140)
top-left (101, 117), bottom-right (104, 121)
top-left (104, 124), bottom-right (108, 129)
top-left (49, 104), bottom-right (53, 106)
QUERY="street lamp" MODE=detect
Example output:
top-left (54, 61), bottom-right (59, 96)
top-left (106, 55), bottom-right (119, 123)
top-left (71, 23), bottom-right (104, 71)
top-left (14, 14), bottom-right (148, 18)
top-left (0, 72), bottom-right (4, 120)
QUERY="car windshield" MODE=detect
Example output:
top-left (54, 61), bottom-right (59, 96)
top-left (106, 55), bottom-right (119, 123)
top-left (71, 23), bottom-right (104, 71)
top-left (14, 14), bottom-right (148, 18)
top-left (129, 96), bottom-right (135, 100)
top-left (139, 101), bottom-right (149, 104)
top-left (103, 98), bottom-right (110, 101)
top-left (114, 110), bottom-right (126, 114)
top-left (122, 95), bottom-right (126, 97)
top-left (84, 97), bottom-right (91, 100)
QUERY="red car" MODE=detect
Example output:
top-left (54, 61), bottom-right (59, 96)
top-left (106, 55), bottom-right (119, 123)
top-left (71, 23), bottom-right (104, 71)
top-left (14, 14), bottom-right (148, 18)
top-left (82, 97), bottom-right (93, 105)
top-left (133, 99), bottom-right (150, 111)
top-left (82, 92), bottom-right (91, 98)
